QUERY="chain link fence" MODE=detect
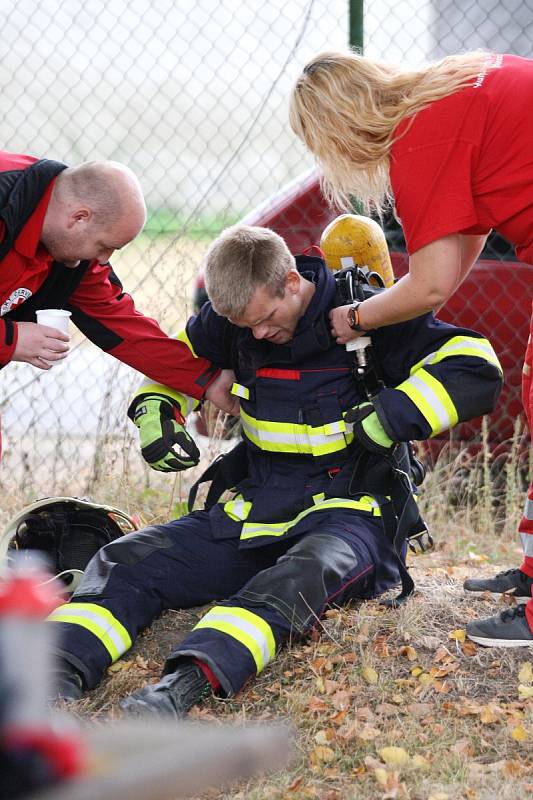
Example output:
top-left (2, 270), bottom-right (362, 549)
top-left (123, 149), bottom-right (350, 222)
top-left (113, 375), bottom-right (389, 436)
top-left (0, 0), bottom-right (531, 503)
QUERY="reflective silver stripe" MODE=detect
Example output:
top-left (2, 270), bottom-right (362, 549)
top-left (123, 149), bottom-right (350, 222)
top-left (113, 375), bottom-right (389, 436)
top-left (194, 607), bottom-right (275, 673)
top-left (523, 498), bottom-right (533, 521)
top-left (48, 604), bottom-right (131, 660)
top-left (520, 532), bottom-right (533, 557)
top-left (410, 373), bottom-right (453, 430)
top-left (411, 336), bottom-right (501, 373)
top-left (241, 416), bottom-right (346, 447)
top-left (231, 382), bottom-right (250, 399)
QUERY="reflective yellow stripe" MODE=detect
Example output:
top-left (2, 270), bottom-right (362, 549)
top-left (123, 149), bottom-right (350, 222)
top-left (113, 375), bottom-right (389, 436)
top-left (194, 606), bottom-right (275, 673)
top-left (223, 495), bottom-right (252, 521)
top-left (240, 495), bottom-right (380, 540)
top-left (176, 329), bottom-right (198, 358)
top-left (132, 382), bottom-right (199, 417)
top-left (397, 368), bottom-right (458, 436)
top-left (48, 603), bottom-right (132, 662)
top-left (231, 382), bottom-right (250, 400)
top-left (410, 335), bottom-right (502, 374)
top-left (240, 407), bottom-right (353, 456)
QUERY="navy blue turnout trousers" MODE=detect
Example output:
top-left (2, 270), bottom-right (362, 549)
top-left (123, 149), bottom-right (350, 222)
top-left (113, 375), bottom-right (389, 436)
top-left (50, 509), bottom-right (393, 696)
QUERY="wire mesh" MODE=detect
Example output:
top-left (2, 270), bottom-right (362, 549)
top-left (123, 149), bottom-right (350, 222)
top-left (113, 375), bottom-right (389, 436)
top-left (0, 0), bottom-right (530, 504)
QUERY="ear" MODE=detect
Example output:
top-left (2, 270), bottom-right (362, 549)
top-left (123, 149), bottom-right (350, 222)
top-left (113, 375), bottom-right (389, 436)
top-left (284, 269), bottom-right (301, 295)
top-left (67, 208), bottom-right (91, 229)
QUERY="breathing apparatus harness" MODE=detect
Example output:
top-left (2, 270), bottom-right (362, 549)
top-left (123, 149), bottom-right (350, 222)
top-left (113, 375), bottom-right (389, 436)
top-left (334, 265), bottom-right (431, 606)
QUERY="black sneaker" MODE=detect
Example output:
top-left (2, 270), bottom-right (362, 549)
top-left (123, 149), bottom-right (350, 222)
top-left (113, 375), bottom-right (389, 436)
top-left (52, 659), bottom-right (84, 702)
top-left (466, 604), bottom-right (533, 647)
top-left (463, 568), bottom-right (533, 602)
top-left (119, 661), bottom-right (212, 718)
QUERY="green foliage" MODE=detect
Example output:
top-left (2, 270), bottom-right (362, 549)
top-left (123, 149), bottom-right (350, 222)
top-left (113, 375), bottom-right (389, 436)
top-left (143, 210), bottom-right (242, 240)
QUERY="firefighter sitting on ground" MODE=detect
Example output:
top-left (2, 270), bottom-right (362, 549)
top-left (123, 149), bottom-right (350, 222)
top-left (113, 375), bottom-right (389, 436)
top-left (49, 220), bottom-right (503, 716)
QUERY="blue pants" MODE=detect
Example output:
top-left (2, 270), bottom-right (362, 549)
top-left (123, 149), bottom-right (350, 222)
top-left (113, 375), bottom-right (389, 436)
top-left (53, 510), bottom-right (391, 695)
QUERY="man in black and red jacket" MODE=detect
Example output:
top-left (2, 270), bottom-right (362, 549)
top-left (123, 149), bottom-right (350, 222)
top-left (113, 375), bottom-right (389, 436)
top-left (0, 151), bottom-right (221, 461)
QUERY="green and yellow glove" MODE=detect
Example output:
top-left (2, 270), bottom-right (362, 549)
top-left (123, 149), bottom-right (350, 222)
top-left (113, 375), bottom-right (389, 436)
top-left (345, 402), bottom-right (395, 457)
top-left (130, 395), bottom-right (200, 472)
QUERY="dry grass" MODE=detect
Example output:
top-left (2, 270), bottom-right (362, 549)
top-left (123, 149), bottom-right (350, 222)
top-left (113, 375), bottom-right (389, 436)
top-left (56, 437), bottom-right (533, 800)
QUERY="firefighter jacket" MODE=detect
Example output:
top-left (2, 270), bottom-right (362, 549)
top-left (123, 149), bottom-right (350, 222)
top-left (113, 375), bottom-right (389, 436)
top-left (132, 255), bottom-right (503, 590)
top-left (0, 152), bottom-right (216, 397)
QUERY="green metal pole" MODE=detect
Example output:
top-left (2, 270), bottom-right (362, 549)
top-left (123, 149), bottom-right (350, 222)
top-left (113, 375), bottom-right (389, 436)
top-left (348, 0), bottom-right (364, 52)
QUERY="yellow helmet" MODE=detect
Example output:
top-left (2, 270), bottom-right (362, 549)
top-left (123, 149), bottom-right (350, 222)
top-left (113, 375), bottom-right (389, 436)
top-left (320, 214), bottom-right (394, 288)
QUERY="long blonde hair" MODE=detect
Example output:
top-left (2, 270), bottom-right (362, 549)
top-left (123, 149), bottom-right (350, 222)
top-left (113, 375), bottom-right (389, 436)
top-left (289, 49), bottom-right (493, 212)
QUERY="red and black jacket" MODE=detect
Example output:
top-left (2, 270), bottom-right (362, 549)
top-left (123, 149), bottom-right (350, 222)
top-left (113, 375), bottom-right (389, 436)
top-left (0, 152), bottom-right (216, 397)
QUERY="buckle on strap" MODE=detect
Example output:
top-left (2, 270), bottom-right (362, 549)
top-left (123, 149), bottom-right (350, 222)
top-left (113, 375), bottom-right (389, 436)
top-left (407, 530), bottom-right (434, 555)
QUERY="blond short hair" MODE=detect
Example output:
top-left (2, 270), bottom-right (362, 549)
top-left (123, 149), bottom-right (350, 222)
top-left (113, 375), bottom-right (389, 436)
top-left (204, 225), bottom-right (294, 318)
top-left (290, 49), bottom-right (492, 213)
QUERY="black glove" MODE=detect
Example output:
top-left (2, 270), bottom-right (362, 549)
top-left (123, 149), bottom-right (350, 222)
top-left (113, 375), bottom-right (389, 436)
top-left (345, 402), bottom-right (395, 457)
top-left (131, 395), bottom-right (200, 472)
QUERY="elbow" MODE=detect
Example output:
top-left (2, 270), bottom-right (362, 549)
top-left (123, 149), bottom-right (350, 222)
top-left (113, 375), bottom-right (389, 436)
top-left (425, 284), bottom-right (452, 311)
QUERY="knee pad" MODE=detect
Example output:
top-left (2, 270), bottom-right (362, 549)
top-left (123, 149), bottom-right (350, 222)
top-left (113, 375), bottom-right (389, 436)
top-left (74, 525), bottom-right (176, 597)
top-left (241, 533), bottom-right (360, 633)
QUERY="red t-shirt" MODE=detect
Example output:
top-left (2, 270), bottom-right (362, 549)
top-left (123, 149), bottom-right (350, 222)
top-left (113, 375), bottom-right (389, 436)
top-left (390, 54), bottom-right (533, 263)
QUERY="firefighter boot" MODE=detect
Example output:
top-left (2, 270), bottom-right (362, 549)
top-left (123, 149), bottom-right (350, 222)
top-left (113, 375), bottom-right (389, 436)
top-left (120, 661), bottom-right (212, 718)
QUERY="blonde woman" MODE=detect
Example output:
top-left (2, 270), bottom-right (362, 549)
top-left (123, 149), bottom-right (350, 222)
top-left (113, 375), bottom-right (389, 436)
top-left (290, 50), bottom-right (533, 648)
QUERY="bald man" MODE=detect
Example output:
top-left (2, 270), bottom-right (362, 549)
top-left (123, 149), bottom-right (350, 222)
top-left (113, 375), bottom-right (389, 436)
top-left (0, 151), bottom-right (219, 456)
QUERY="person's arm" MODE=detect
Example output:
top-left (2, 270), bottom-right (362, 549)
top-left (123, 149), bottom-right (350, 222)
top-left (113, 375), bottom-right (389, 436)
top-left (347, 316), bottom-right (503, 455)
top-left (67, 260), bottom-right (219, 399)
top-left (330, 233), bottom-right (488, 344)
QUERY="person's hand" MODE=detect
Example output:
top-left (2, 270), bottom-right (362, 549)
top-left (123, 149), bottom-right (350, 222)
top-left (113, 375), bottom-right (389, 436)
top-left (329, 305), bottom-right (367, 345)
top-left (346, 402), bottom-right (395, 456)
top-left (12, 321), bottom-right (70, 369)
top-left (205, 369), bottom-right (241, 416)
top-left (131, 395), bottom-right (200, 472)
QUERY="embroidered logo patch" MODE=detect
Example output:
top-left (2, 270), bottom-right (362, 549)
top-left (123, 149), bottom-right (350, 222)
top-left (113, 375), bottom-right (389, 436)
top-left (1, 288), bottom-right (32, 316)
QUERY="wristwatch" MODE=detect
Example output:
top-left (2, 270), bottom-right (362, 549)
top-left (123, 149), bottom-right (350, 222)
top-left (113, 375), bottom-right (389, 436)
top-left (347, 302), bottom-right (366, 332)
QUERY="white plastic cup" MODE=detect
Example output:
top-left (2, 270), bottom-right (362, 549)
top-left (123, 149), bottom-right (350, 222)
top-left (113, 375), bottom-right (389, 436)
top-left (35, 308), bottom-right (71, 334)
top-left (35, 309), bottom-right (71, 368)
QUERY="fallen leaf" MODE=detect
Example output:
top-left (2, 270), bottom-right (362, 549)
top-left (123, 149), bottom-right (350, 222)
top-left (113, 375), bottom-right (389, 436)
top-left (468, 551), bottom-right (489, 562)
top-left (461, 640), bottom-right (478, 656)
top-left (373, 767), bottom-right (388, 787)
top-left (308, 696), bottom-right (328, 713)
top-left (314, 729), bottom-right (336, 745)
top-left (311, 745), bottom-right (336, 763)
top-left (448, 629), bottom-right (466, 642)
top-left (450, 738), bottom-right (475, 757)
top-left (399, 645), bottom-right (418, 661)
top-left (480, 706), bottom-right (498, 724)
top-left (511, 725), bottom-right (529, 741)
top-left (324, 679), bottom-right (342, 695)
top-left (518, 661), bottom-right (533, 685)
top-left (519, 684), bottom-right (533, 700)
top-left (411, 754), bottom-right (430, 770)
top-left (373, 634), bottom-right (390, 658)
top-left (107, 659), bottom-right (133, 673)
top-left (328, 709), bottom-right (347, 726)
top-left (357, 726), bottom-right (381, 741)
top-left (331, 689), bottom-right (353, 710)
top-left (379, 746), bottom-right (410, 766)
top-left (361, 665), bottom-right (379, 684)
top-left (411, 666), bottom-right (424, 677)
top-left (406, 702), bottom-right (433, 718)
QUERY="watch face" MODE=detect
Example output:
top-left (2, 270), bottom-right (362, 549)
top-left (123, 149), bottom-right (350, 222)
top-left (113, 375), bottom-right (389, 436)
top-left (348, 307), bottom-right (357, 330)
